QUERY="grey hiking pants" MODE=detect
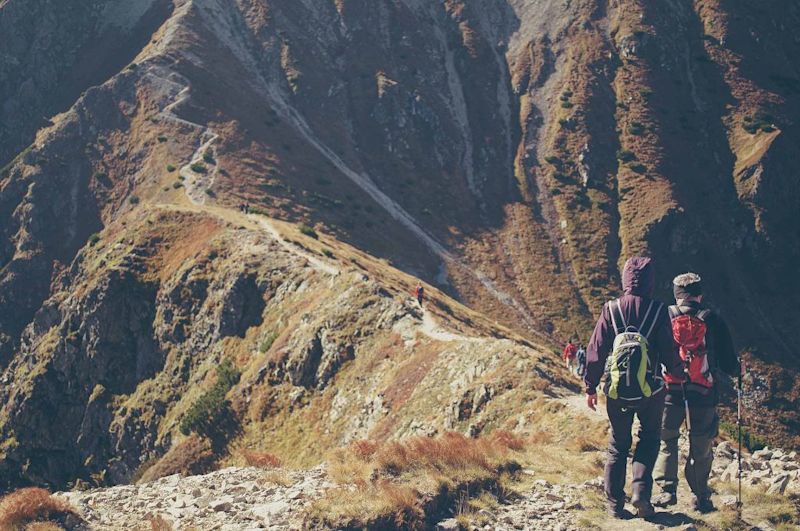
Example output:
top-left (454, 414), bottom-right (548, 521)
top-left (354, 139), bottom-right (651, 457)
top-left (605, 394), bottom-right (665, 509)
top-left (654, 400), bottom-right (718, 500)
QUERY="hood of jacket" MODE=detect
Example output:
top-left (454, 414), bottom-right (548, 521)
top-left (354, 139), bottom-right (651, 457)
top-left (622, 256), bottom-right (655, 297)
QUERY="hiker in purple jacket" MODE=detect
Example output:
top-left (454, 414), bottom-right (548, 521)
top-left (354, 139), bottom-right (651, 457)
top-left (584, 257), bottom-right (683, 519)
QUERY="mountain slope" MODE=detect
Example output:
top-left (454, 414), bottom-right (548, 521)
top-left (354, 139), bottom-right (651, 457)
top-left (0, 0), bottom-right (799, 489)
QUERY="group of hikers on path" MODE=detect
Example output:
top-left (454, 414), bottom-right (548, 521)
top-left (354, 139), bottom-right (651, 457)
top-left (576, 256), bottom-right (739, 520)
top-left (563, 339), bottom-right (586, 377)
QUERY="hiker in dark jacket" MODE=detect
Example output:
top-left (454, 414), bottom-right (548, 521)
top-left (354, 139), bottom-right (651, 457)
top-left (653, 273), bottom-right (739, 513)
top-left (585, 257), bottom-right (684, 519)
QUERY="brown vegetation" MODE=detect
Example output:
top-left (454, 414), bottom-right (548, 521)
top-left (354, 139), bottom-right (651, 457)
top-left (146, 514), bottom-right (173, 531)
top-left (241, 450), bottom-right (281, 469)
top-left (138, 436), bottom-right (215, 484)
top-left (0, 488), bottom-right (77, 531)
top-left (308, 431), bottom-right (524, 528)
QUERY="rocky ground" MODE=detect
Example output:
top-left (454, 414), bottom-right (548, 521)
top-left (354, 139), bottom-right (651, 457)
top-left (48, 404), bottom-right (799, 531)
top-left (55, 466), bottom-right (332, 530)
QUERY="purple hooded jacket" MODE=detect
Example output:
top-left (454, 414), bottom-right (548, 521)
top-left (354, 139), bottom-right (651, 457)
top-left (584, 257), bottom-right (683, 395)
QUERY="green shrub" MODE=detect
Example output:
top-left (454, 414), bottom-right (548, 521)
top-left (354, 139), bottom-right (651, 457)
top-left (157, 135), bottom-right (168, 143)
top-left (628, 121), bottom-right (645, 135)
top-left (190, 162), bottom-right (207, 173)
top-left (259, 331), bottom-right (279, 354)
top-left (130, 195), bottom-right (140, 204)
top-left (299, 224), bottom-right (318, 239)
top-left (628, 162), bottom-right (647, 174)
top-left (562, 89), bottom-right (573, 98)
top-left (560, 101), bottom-right (574, 109)
top-left (616, 149), bottom-right (636, 162)
top-left (166, 164), bottom-right (176, 172)
top-left (179, 359), bottom-right (241, 438)
top-left (88, 234), bottom-right (101, 246)
top-left (558, 118), bottom-right (569, 127)
top-left (94, 170), bottom-right (108, 180)
top-left (719, 421), bottom-right (767, 452)
top-left (205, 189), bottom-right (215, 197)
top-left (203, 153), bottom-right (216, 164)
top-left (173, 181), bottom-right (183, 189)
top-left (322, 248), bottom-right (335, 258)
top-left (742, 111), bottom-right (775, 134)
top-left (544, 155), bottom-right (561, 165)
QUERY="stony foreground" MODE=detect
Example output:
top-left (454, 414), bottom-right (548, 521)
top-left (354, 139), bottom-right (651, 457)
top-left (51, 439), bottom-right (798, 531)
top-left (55, 466), bottom-right (333, 530)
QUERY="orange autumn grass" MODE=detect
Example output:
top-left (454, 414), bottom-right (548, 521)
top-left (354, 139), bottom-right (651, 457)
top-left (0, 488), bottom-right (78, 531)
top-left (307, 431), bottom-right (525, 528)
top-left (241, 450), bottom-right (282, 469)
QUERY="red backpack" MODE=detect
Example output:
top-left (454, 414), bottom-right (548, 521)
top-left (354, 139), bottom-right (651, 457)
top-left (664, 306), bottom-right (714, 388)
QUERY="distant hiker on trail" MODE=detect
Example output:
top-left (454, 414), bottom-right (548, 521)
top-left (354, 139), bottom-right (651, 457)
top-left (563, 339), bottom-right (578, 374)
top-left (653, 273), bottom-right (739, 513)
top-left (575, 344), bottom-right (587, 378)
top-left (415, 284), bottom-right (424, 307)
top-left (584, 257), bottom-right (683, 519)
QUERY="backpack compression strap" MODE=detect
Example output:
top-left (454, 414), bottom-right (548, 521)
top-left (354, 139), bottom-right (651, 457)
top-left (609, 299), bottom-right (625, 335)
top-left (641, 301), bottom-right (663, 340)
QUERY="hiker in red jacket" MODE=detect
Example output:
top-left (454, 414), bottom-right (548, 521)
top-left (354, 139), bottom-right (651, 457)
top-left (563, 340), bottom-right (578, 374)
top-left (653, 273), bottom-right (739, 513)
top-left (584, 257), bottom-right (684, 519)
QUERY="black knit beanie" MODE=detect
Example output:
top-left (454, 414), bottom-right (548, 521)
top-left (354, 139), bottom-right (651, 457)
top-left (673, 272), bottom-right (703, 300)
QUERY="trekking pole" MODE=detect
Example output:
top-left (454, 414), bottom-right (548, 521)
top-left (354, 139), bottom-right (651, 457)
top-left (737, 359), bottom-right (745, 519)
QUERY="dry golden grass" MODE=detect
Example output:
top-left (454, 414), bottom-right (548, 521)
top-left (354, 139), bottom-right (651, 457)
top-left (146, 514), bottom-right (173, 531)
top-left (0, 488), bottom-right (76, 531)
top-left (308, 431), bottom-right (525, 528)
top-left (241, 450), bottom-right (281, 469)
top-left (23, 523), bottom-right (63, 531)
top-left (261, 470), bottom-right (293, 487)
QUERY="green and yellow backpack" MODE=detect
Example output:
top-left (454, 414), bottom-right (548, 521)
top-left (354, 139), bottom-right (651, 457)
top-left (603, 299), bottom-right (664, 403)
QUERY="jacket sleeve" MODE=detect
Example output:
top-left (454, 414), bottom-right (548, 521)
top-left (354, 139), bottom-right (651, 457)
top-left (654, 306), bottom-right (683, 378)
top-left (584, 303), bottom-right (613, 394)
top-left (710, 313), bottom-right (739, 376)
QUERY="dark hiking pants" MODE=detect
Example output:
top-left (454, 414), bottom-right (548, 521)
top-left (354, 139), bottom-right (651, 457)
top-left (654, 400), bottom-right (718, 500)
top-left (605, 394), bottom-right (665, 509)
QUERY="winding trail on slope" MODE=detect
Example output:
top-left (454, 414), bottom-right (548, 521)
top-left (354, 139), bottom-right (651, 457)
top-left (249, 214), bottom-right (340, 276)
top-left (419, 309), bottom-right (488, 343)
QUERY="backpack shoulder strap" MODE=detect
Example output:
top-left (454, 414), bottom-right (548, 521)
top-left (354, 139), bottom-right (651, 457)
top-left (696, 309), bottom-right (711, 322)
top-left (668, 305), bottom-right (682, 319)
top-left (642, 301), bottom-right (664, 340)
top-left (609, 299), bottom-right (625, 335)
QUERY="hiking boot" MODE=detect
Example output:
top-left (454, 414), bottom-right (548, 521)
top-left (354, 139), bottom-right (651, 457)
top-left (692, 496), bottom-right (716, 514)
top-left (652, 491), bottom-right (677, 508)
top-left (631, 497), bottom-right (656, 519)
top-left (607, 504), bottom-right (632, 519)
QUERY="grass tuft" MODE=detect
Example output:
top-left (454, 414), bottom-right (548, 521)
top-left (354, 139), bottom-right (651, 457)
top-left (309, 431), bottom-right (524, 528)
top-left (0, 488), bottom-right (77, 530)
top-left (242, 450), bottom-right (281, 469)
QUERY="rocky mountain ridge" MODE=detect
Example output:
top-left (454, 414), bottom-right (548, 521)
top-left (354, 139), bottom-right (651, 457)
top-left (1, 0), bottom-right (799, 494)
